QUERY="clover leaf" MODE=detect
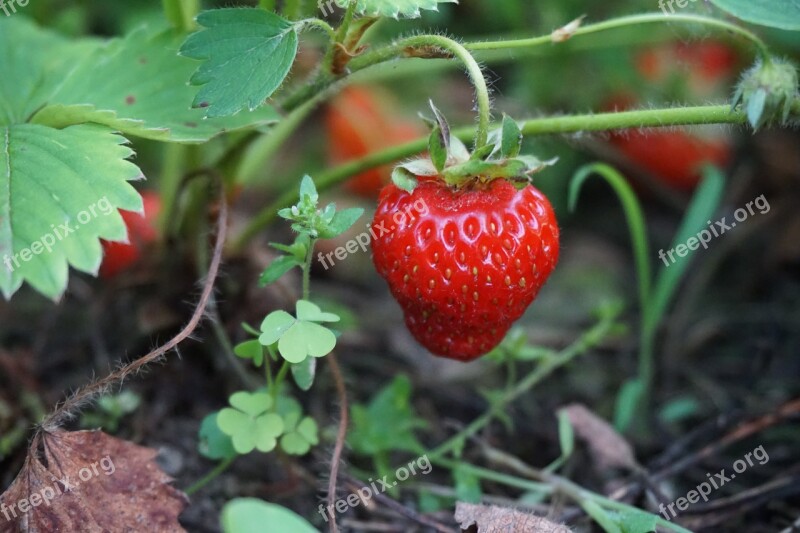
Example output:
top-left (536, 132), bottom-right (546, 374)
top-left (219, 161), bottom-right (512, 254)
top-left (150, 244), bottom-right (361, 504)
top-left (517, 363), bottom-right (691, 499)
top-left (258, 301), bottom-right (340, 364)
top-left (234, 339), bottom-right (265, 367)
top-left (218, 392), bottom-right (284, 454)
top-left (198, 412), bottom-right (237, 460)
top-left (279, 412), bottom-right (319, 456)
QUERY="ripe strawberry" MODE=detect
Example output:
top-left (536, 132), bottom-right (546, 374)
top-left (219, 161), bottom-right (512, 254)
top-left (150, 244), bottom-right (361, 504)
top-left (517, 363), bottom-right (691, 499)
top-left (100, 191), bottom-right (161, 278)
top-left (326, 86), bottom-right (424, 197)
top-left (371, 178), bottom-right (559, 361)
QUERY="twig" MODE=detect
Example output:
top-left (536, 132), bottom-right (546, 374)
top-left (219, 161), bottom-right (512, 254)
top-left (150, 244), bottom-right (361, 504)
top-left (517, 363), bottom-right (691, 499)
top-left (39, 191), bottom-right (228, 431)
top-left (342, 474), bottom-right (457, 533)
top-left (327, 352), bottom-right (348, 533)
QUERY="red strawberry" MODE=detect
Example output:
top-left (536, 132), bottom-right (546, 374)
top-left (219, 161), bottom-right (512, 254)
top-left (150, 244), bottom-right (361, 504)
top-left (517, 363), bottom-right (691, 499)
top-left (371, 178), bottom-right (559, 361)
top-left (100, 191), bottom-right (161, 278)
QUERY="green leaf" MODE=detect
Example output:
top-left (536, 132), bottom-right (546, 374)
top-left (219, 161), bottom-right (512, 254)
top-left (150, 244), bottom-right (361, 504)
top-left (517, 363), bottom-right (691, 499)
top-left (296, 300), bottom-right (340, 323)
top-left (319, 208), bottom-right (365, 239)
top-left (259, 255), bottom-right (302, 287)
top-left (198, 413), bottom-right (237, 460)
top-left (234, 340), bottom-right (265, 367)
top-left (0, 124), bottom-right (142, 300)
top-left (278, 321), bottom-right (337, 363)
top-left (617, 509), bottom-right (658, 533)
top-left (646, 167), bottom-right (725, 336)
top-left (500, 114), bottom-right (522, 158)
top-left (31, 25), bottom-right (280, 143)
top-left (557, 410), bottom-right (575, 458)
top-left (711, 0), bottom-right (800, 30)
top-left (429, 126), bottom-right (448, 172)
top-left (291, 357), bottom-right (317, 391)
top-left (580, 500), bottom-right (622, 533)
top-left (453, 465), bottom-right (482, 503)
top-left (279, 415), bottom-right (319, 455)
top-left (613, 379), bottom-right (645, 432)
top-left (355, 0), bottom-right (458, 19)
top-left (0, 17), bottom-right (98, 126)
top-left (218, 392), bottom-right (284, 454)
top-left (391, 167), bottom-right (420, 193)
top-left (747, 88), bottom-right (768, 130)
top-left (221, 499), bottom-right (319, 533)
top-left (259, 310), bottom-right (296, 345)
top-left (298, 175), bottom-right (319, 205)
top-left (349, 376), bottom-right (426, 455)
top-left (179, 8), bottom-right (299, 117)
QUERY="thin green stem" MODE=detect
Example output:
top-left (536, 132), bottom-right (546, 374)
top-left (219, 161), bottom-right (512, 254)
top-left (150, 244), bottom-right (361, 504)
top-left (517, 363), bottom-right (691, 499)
top-left (302, 237), bottom-right (317, 300)
top-left (162, 0), bottom-right (199, 32)
top-left (274, 360), bottom-right (291, 391)
top-left (296, 18), bottom-right (336, 40)
top-left (286, 34), bottom-right (492, 149)
top-left (334, 0), bottom-right (358, 43)
top-left (233, 104), bottom-right (752, 250)
top-left (185, 456), bottom-right (236, 495)
top-left (428, 307), bottom-right (620, 461)
top-left (464, 12), bottom-right (770, 59)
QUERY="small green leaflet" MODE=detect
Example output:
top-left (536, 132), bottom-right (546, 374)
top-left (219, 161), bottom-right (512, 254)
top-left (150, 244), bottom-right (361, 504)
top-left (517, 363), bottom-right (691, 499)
top-left (198, 413), bottom-right (237, 460)
top-left (356, 0), bottom-right (457, 19)
top-left (259, 301), bottom-right (340, 364)
top-left (180, 8), bottom-right (299, 118)
top-left (217, 392), bottom-right (284, 454)
top-left (0, 124), bottom-right (142, 300)
top-left (711, 0), bottom-right (800, 30)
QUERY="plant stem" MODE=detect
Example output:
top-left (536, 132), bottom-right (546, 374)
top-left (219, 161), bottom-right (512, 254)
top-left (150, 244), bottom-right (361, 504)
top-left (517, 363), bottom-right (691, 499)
top-left (428, 307), bottom-right (620, 461)
top-left (233, 104), bottom-right (753, 250)
top-left (185, 456), bottom-right (236, 495)
top-left (464, 12), bottom-right (770, 59)
top-left (285, 34), bottom-right (492, 149)
top-left (161, 0), bottom-right (199, 32)
top-left (296, 18), bottom-right (337, 40)
top-left (302, 237), bottom-right (317, 300)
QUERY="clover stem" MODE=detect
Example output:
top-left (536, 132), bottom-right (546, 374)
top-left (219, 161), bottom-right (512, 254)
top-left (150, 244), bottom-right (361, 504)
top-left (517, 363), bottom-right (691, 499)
top-left (273, 361), bottom-right (291, 399)
top-left (185, 456), bottom-right (236, 495)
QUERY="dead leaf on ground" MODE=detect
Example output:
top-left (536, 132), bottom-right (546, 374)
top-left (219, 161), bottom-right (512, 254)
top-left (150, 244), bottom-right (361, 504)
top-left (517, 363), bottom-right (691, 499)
top-left (0, 429), bottom-right (187, 532)
top-left (455, 502), bottom-right (573, 533)
top-left (560, 403), bottom-right (638, 471)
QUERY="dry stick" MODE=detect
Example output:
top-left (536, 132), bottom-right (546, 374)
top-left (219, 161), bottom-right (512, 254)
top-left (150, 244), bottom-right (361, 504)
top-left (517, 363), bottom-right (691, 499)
top-left (341, 474), bottom-right (457, 533)
top-left (327, 353), bottom-right (348, 533)
top-left (40, 193), bottom-right (228, 432)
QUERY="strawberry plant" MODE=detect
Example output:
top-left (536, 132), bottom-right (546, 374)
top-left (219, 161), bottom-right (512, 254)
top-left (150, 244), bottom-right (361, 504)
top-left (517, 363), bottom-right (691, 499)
top-left (1, 0), bottom-right (799, 532)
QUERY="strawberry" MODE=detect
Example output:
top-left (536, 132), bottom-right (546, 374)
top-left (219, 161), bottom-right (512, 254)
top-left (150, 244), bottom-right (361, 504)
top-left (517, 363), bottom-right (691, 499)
top-left (371, 177), bottom-right (559, 361)
top-left (100, 191), bottom-right (161, 278)
top-left (326, 86), bottom-right (425, 197)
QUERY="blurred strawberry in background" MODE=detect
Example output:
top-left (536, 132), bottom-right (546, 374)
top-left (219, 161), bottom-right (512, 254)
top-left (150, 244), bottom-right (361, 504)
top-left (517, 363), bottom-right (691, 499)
top-left (325, 85), bottom-right (425, 197)
top-left (607, 41), bottom-right (739, 190)
top-left (100, 191), bottom-right (161, 278)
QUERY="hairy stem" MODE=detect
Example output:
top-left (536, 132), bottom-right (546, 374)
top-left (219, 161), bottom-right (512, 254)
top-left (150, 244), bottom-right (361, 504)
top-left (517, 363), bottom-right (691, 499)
top-left (233, 104), bottom-right (752, 250)
top-left (465, 12), bottom-right (770, 59)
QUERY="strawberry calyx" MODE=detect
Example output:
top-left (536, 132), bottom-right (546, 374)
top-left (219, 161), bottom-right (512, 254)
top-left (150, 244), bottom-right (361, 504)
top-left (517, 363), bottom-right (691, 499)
top-left (392, 105), bottom-right (557, 192)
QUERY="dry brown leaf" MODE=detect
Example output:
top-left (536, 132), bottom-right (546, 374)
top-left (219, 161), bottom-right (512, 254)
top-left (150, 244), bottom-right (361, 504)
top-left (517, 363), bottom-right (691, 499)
top-left (455, 502), bottom-right (573, 533)
top-left (0, 429), bottom-right (187, 532)
top-left (560, 403), bottom-right (638, 471)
